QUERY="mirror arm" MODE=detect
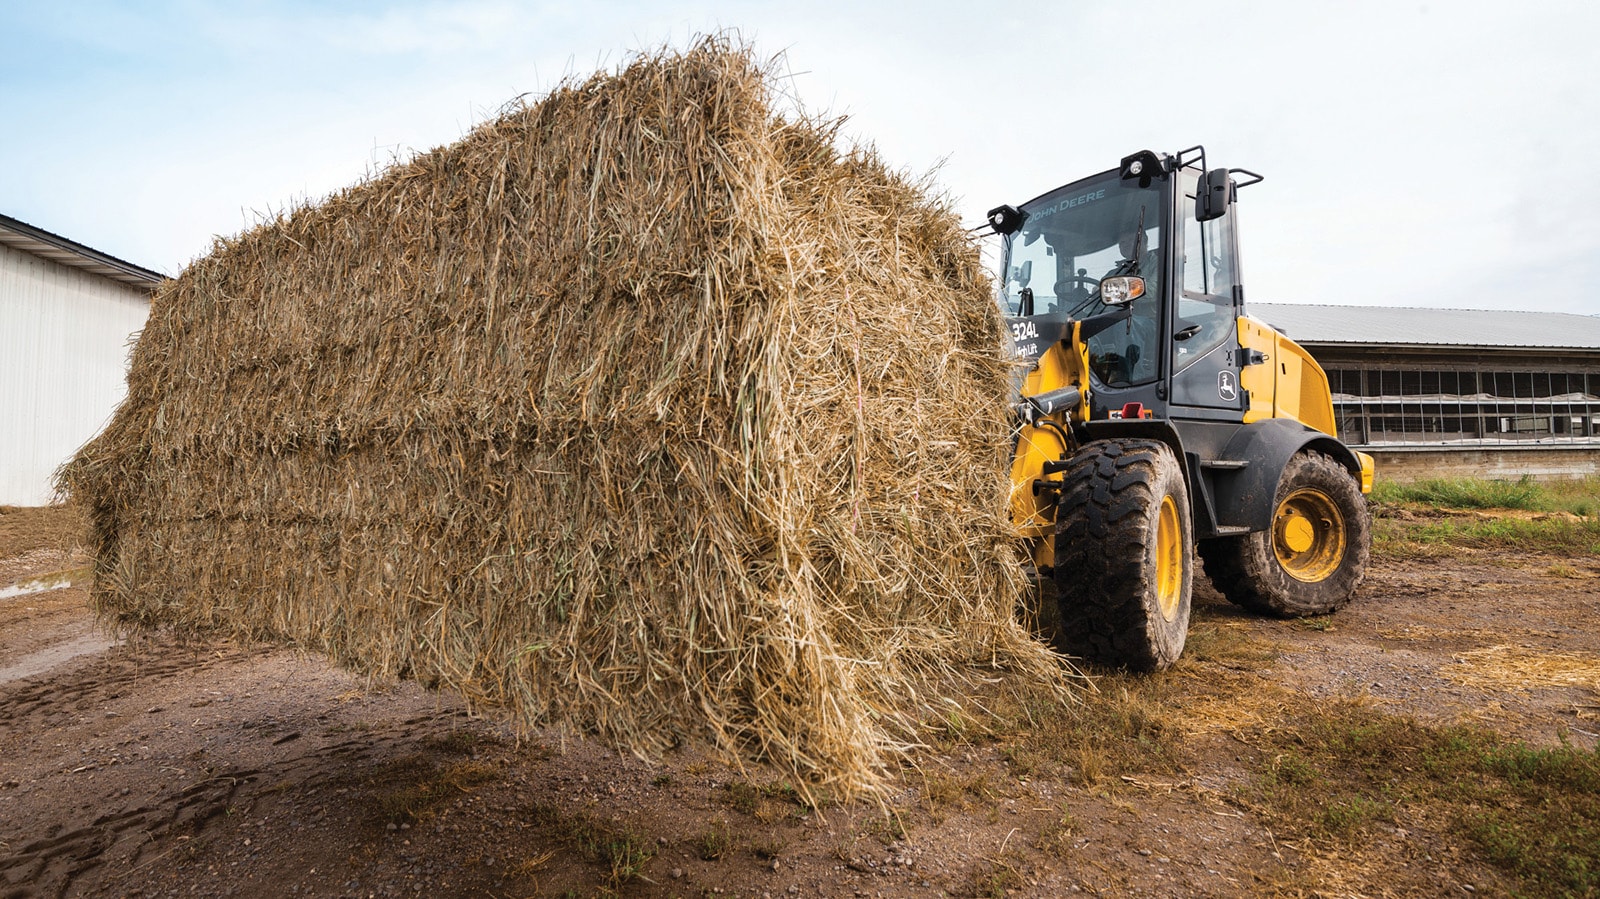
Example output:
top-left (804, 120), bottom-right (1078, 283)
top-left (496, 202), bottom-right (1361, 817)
top-left (1228, 168), bottom-right (1264, 189)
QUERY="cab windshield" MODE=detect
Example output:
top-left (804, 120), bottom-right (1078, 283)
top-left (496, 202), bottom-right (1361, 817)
top-left (1001, 175), bottom-right (1165, 386)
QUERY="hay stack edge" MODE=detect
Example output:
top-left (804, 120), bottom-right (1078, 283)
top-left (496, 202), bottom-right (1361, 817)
top-left (63, 40), bottom-right (1064, 796)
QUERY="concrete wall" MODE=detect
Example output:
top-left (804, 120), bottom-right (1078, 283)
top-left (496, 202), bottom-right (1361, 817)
top-left (0, 242), bottom-right (150, 506)
top-left (1370, 447), bottom-right (1600, 482)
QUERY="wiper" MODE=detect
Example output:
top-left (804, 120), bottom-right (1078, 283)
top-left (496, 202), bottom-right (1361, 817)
top-left (1128, 205), bottom-right (1147, 277)
top-left (1065, 204), bottom-right (1150, 319)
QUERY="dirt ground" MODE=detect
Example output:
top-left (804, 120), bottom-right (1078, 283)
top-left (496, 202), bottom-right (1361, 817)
top-left (2, 505), bottom-right (1597, 898)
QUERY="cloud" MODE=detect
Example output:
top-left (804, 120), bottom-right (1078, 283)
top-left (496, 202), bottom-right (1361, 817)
top-left (1, 0), bottom-right (1597, 314)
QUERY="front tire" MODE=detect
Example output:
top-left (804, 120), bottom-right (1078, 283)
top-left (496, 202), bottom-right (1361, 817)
top-left (1052, 439), bottom-right (1193, 671)
top-left (1199, 451), bottom-right (1370, 617)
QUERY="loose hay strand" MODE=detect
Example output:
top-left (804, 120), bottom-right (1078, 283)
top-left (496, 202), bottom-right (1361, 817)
top-left (59, 36), bottom-right (1069, 798)
top-left (1446, 645), bottom-right (1600, 697)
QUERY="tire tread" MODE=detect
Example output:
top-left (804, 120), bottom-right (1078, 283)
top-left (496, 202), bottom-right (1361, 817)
top-left (1053, 439), bottom-right (1191, 671)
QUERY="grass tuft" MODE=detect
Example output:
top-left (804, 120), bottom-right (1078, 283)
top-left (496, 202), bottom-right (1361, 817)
top-left (529, 803), bottom-right (656, 885)
top-left (1371, 475), bottom-right (1554, 511)
top-left (368, 755), bottom-right (500, 825)
top-left (1244, 701), bottom-right (1600, 898)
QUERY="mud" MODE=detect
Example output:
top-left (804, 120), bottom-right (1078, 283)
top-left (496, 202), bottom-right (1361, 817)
top-left (2, 507), bottom-right (1596, 897)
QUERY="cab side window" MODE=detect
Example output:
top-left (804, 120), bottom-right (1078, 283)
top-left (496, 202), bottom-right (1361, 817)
top-left (1176, 190), bottom-right (1238, 368)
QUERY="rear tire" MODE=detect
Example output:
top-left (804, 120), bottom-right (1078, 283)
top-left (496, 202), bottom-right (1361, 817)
top-left (1052, 438), bottom-right (1192, 671)
top-left (1199, 451), bottom-right (1370, 617)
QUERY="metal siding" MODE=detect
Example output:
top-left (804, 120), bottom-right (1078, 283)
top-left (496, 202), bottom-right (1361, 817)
top-left (1250, 303), bottom-right (1600, 350)
top-left (1, 242), bottom-right (149, 506)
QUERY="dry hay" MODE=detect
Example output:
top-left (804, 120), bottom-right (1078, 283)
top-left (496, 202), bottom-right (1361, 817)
top-left (59, 38), bottom-right (1065, 796)
top-left (1444, 644), bottom-right (1600, 698)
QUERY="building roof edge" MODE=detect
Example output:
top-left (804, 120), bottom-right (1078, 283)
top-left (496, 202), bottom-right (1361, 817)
top-left (0, 213), bottom-right (165, 292)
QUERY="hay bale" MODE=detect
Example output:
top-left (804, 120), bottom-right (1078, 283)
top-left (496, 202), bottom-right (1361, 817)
top-left (61, 38), bottom-right (1062, 795)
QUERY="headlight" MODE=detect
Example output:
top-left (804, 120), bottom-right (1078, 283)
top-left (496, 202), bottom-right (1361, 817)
top-left (1099, 276), bottom-right (1146, 306)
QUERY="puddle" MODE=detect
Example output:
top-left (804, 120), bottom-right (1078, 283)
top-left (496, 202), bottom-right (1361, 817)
top-left (0, 578), bottom-right (73, 601)
top-left (0, 632), bottom-right (119, 684)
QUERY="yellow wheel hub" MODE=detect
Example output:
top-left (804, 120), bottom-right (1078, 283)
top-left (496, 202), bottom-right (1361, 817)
top-left (1155, 495), bottom-right (1183, 620)
top-left (1273, 488), bottom-right (1346, 582)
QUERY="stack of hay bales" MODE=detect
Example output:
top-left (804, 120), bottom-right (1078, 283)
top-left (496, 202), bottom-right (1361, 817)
top-left (62, 38), bottom-right (1061, 795)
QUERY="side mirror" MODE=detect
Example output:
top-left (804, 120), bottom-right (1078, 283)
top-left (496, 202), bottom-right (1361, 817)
top-left (1196, 168), bottom-right (1232, 222)
top-left (1010, 259), bottom-right (1032, 287)
top-left (1099, 275), bottom-right (1145, 306)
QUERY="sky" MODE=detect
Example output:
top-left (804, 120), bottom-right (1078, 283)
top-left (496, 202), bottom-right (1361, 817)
top-left (2, 0), bottom-right (1597, 315)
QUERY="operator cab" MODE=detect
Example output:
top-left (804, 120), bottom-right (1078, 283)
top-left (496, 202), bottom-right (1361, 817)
top-left (991, 147), bottom-right (1261, 424)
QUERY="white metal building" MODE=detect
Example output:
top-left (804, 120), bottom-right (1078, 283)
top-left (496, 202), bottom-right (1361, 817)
top-left (1, 214), bottom-right (162, 506)
top-left (1251, 303), bottom-right (1600, 479)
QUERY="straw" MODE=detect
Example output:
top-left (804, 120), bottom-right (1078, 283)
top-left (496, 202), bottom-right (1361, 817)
top-left (59, 37), bottom-right (1067, 797)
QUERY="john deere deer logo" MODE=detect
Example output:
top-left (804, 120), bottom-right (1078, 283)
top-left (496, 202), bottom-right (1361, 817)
top-left (1218, 370), bottom-right (1239, 402)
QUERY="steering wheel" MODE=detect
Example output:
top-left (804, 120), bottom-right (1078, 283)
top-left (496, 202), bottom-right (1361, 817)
top-left (1049, 269), bottom-right (1098, 312)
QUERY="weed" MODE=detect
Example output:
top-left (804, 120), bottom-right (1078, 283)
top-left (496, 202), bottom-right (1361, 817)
top-left (650, 772), bottom-right (673, 787)
top-left (528, 803), bottom-right (656, 885)
top-left (694, 822), bottom-right (730, 860)
top-left (1545, 563), bottom-right (1582, 578)
top-left (830, 832), bottom-right (857, 862)
top-left (510, 850), bottom-right (555, 875)
top-left (1071, 744), bottom-right (1106, 786)
top-left (969, 857), bottom-right (1023, 898)
top-left (1000, 741), bottom-right (1044, 777)
top-left (856, 808), bottom-right (909, 845)
top-left (920, 770), bottom-right (961, 811)
top-left (1317, 796), bottom-right (1393, 838)
top-left (602, 836), bottom-right (652, 884)
top-left (941, 708), bottom-right (972, 742)
top-left (368, 755), bottom-right (499, 825)
top-left (722, 780), bottom-right (806, 818)
top-left (1034, 810), bottom-right (1077, 853)
top-left (750, 836), bottom-right (787, 859)
top-left (1265, 752), bottom-right (1317, 788)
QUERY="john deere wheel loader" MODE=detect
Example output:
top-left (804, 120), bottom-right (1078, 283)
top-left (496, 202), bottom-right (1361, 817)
top-left (988, 146), bottom-right (1374, 671)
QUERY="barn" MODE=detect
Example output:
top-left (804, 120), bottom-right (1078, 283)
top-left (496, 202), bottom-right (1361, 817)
top-left (1, 213), bottom-right (162, 506)
top-left (1252, 302), bottom-right (1600, 480)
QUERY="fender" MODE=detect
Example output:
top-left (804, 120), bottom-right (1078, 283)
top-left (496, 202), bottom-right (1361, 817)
top-left (1212, 418), bottom-right (1362, 533)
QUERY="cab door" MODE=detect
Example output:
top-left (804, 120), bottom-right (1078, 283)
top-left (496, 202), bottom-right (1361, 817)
top-left (1169, 174), bottom-right (1245, 415)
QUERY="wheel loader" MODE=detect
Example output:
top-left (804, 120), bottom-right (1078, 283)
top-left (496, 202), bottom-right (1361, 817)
top-left (988, 146), bottom-right (1374, 671)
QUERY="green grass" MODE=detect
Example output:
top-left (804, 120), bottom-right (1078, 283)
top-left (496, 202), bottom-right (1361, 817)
top-left (722, 779), bottom-right (810, 820)
top-left (1372, 475), bottom-right (1552, 511)
top-left (1371, 474), bottom-right (1600, 517)
top-left (528, 803), bottom-right (656, 885)
top-left (1375, 514), bottom-right (1600, 558)
top-left (1246, 702), bottom-right (1600, 897)
top-left (693, 821), bottom-right (731, 860)
top-left (1369, 475), bottom-right (1600, 558)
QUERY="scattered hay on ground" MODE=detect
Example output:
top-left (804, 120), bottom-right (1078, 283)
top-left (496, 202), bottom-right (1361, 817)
top-left (1445, 645), bottom-right (1600, 698)
top-left (59, 37), bottom-right (1067, 797)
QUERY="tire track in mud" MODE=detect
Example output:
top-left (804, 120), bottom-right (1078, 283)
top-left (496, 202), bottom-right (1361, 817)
top-left (0, 638), bottom-right (476, 898)
top-left (1, 770), bottom-right (257, 898)
top-left (0, 640), bottom-right (258, 730)
top-left (2, 725), bottom-right (473, 898)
